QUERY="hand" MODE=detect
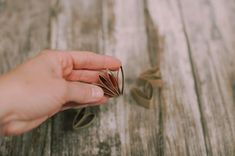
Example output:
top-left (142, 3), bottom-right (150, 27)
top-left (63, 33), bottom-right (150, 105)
top-left (0, 50), bottom-right (121, 136)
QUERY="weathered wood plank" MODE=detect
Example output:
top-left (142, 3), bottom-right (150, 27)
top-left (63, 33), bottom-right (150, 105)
top-left (1, 0), bottom-right (235, 155)
top-left (178, 0), bottom-right (235, 155)
top-left (0, 0), bottom-right (52, 156)
top-left (50, 0), bottom-right (162, 155)
top-left (104, 0), bottom-right (162, 155)
top-left (50, 0), bottom-right (106, 156)
top-left (146, 0), bottom-right (207, 155)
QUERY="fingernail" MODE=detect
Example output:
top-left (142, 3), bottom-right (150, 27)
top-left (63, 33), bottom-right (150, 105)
top-left (92, 87), bottom-right (103, 98)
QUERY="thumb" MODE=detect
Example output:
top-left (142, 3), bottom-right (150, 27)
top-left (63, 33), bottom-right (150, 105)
top-left (66, 82), bottom-right (104, 104)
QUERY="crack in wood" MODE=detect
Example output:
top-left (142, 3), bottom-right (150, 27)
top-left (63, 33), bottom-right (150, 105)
top-left (143, 0), bottom-right (165, 155)
top-left (177, 0), bottom-right (211, 155)
top-left (143, 0), bottom-right (164, 68)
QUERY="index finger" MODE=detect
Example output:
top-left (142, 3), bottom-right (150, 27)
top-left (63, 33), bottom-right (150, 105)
top-left (68, 51), bottom-right (121, 70)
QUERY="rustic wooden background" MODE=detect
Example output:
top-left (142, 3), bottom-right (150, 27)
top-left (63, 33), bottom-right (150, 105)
top-left (0, 0), bottom-right (235, 155)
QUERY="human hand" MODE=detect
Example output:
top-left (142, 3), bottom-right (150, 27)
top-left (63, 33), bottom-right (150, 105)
top-left (0, 50), bottom-right (121, 136)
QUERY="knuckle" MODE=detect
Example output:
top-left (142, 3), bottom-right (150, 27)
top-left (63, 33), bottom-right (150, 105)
top-left (38, 50), bottom-right (56, 60)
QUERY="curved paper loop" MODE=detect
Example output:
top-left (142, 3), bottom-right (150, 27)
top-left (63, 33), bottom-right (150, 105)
top-left (131, 84), bottom-right (153, 108)
top-left (120, 66), bottom-right (125, 94)
top-left (72, 108), bottom-right (86, 128)
top-left (72, 108), bottom-right (96, 130)
top-left (72, 66), bottom-right (125, 130)
top-left (73, 113), bottom-right (96, 130)
top-left (140, 67), bottom-right (161, 78)
top-left (139, 76), bottom-right (163, 88)
top-left (131, 66), bottom-right (162, 108)
top-left (95, 66), bottom-right (124, 97)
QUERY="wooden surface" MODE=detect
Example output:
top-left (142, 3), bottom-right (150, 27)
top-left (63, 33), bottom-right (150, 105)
top-left (0, 0), bottom-right (235, 155)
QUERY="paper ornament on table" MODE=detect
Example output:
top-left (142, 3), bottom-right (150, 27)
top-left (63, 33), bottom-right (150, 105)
top-left (95, 66), bottom-right (124, 97)
top-left (131, 67), bottom-right (162, 108)
top-left (72, 66), bottom-right (124, 130)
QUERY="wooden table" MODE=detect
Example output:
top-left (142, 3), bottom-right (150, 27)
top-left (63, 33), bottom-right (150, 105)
top-left (1, 0), bottom-right (235, 155)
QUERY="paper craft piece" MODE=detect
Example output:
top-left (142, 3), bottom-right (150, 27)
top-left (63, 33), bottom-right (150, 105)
top-left (72, 108), bottom-right (96, 130)
top-left (96, 66), bottom-right (124, 97)
top-left (139, 67), bottom-right (163, 87)
top-left (131, 84), bottom-right (153, 108)
top-left (131, 67), bottom-right (162, 108)
top-left (72, 66), bottom-right (124, 130)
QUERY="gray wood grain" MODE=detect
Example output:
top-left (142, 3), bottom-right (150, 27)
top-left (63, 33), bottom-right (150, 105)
top-left (146, 0), bottom-right (207, 155)
top-left (50, 0), bottom-right (106, 156)
top-left (178, 0), bottom-right (235, 154)
top-left (0, 0), bottom-right (235, 155)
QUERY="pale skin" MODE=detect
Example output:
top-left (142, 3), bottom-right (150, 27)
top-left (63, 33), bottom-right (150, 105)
top-left (0, 50), bottom-right (121, 136)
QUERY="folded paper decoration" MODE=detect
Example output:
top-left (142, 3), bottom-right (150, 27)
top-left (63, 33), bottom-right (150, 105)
top-left (96, 66), bottom-right (124, 97)
top-left (131, 67), bottom-right (162, 108)
top-left (72, 66), bottom-right (124, 130)
top-left (73, 108), bottom-right (96, 130)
